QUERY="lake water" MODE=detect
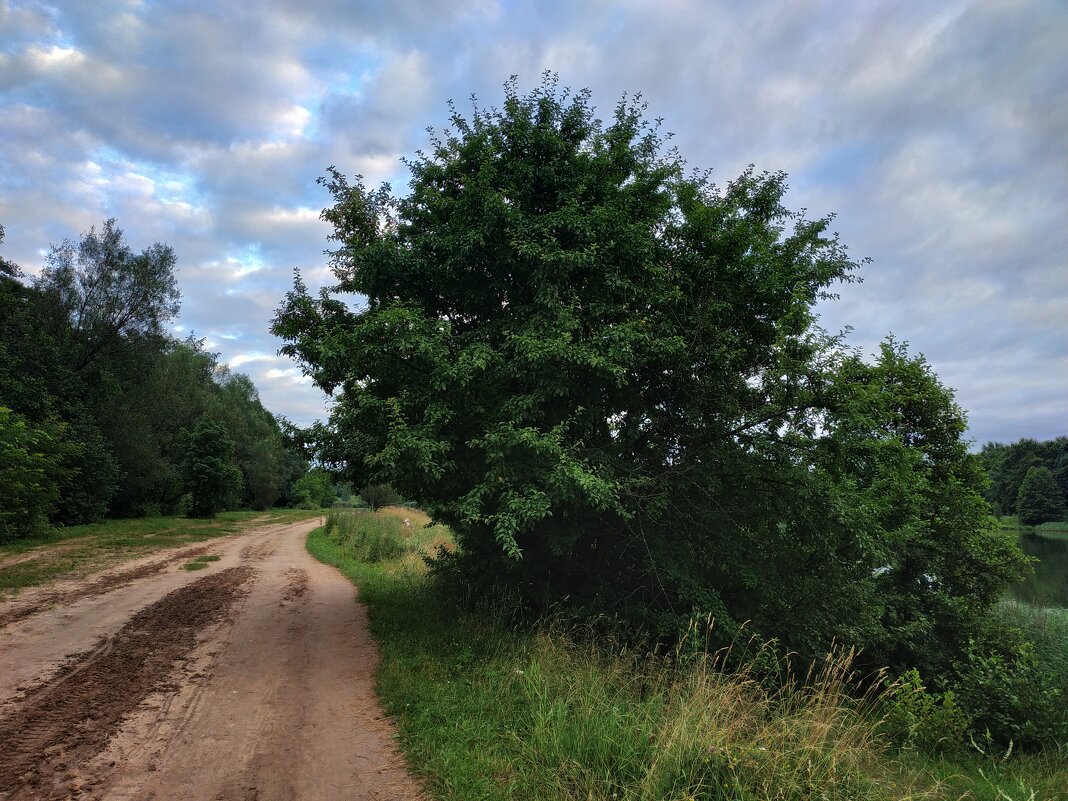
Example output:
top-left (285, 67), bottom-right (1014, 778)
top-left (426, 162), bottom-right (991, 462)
top-left (1008, 531), bottom-right (1068, 609)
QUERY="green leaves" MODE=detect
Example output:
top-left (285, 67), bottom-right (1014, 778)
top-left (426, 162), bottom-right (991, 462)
top-left (0, 407), bottom-right (62, 542)
top-left (273, 76), bottom-right (1021, 675)
top-left (1015, 466), bottom-right (1067, 525)
top-left (180, 418), bottom-right (243, 518)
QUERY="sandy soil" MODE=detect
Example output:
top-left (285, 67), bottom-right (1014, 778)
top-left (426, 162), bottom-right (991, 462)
top-left (0, 519), bottom-right (425, 801)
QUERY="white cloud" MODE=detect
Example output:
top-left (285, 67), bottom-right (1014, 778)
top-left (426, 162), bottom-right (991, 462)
top-left (0, 0), bottom-right (1063, 439)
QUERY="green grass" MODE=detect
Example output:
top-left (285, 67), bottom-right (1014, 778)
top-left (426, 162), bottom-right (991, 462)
top-left (182, 553), bottom-right (223, 570)
top-left (308, 509), bottom-right (1068, 801)
top-left (0, 508), bottom-right (321, 594)
top-left (998, 515), bottom-right (1068, 539)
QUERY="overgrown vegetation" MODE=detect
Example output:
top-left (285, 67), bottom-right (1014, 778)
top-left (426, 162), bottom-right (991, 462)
top-left (310, 509), bottom-right (1068, 800)
top-left (275, 76), bottom-right (1027, 730)
top-left (0, 221), bottom-right (315, 538)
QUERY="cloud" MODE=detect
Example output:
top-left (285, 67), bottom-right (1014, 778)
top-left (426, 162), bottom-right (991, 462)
top-left (0, 0), bottom-right (1063, 443)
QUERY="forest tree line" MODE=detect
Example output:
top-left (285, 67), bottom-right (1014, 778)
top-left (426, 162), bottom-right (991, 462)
top-left (0, 221), bottom-right (319, 542)
top-left (981, 436), bottom-right (1068, 524)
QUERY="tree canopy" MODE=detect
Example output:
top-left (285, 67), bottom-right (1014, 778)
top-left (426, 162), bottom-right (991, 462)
top-left (1015, 466), bottom-right (1067, 526)
top-left (0, 220), bottom-right (312, 537)
top-left (276, 76), bottom-right (1025, 670)
top-left (981, 436), bottom-right (1068, 518)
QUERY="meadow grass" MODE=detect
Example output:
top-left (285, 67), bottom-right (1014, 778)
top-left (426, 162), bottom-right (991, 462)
top-left (307, 508), bottom-right (1060, 801)
top-left (0, 507), bottom-right (321, 594)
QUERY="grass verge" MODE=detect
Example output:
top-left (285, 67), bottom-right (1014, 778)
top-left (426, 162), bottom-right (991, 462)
top-left (0, 507), bottom-right (321, 595)
top-left (308, 508), bottom-right (1068, 801)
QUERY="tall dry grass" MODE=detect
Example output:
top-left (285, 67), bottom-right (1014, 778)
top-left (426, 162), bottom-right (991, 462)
top-left (513, 625), bottom-right (926, 801)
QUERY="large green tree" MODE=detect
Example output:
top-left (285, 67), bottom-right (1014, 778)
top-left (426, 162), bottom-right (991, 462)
top-left (35, 218), bottom-right (180, 374)
top-left (1015, 466), bottom-right (1067, 526)
top-left (273, 77), bottom-right (1025, 663)
top-left (180, 418), bottom-right (243, 518)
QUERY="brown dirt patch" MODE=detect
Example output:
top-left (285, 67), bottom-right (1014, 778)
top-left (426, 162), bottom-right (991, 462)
top-left (0, 545), bottom-right (213, 631)
top-left (239, 539), bottom-right (276, 562)
top-left (0, 566), bottom-right (254, 800)
top-left (281, 568), bottom-right (309, 604)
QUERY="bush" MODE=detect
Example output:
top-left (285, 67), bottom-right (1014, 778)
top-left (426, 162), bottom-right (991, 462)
top-left (359, 484), bottom-right (401, 511)
top-left (0, 407), bottom-right (61, 541)
top-left (949, 606), bottom-right (1068, 751)
top-left (878, 669), bottom-right (970, 754)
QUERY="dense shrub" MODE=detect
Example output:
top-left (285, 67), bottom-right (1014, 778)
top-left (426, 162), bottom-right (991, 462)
top-left (359, 484), bottom-right (401, 511)
top-left (0, 407), bottom-right (61, 541)
top-left (877, 669), bottom-right (970, 754)
top-left (948, 603), bottom-right (1068, 750)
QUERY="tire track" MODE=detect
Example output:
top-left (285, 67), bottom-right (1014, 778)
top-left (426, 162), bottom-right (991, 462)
top-left (0, 566), bottom-right (255, 800)
top-left (0, 545), bottom-right (214, 631)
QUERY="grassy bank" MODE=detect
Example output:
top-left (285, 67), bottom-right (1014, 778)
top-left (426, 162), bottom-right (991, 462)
top-left (309, 508), bottom-right (1067, 801)
top-left (999, 516), bottom-right (1068, 540)
top-left (0, 507), bottom-right (321, 595)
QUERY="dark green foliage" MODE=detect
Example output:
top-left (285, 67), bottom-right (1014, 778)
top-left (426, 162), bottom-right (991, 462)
top-left (812, 342), bottom-right (1027, 676)
top-left (292, 467), bottom-right (336, 509)
top-left (359, 484), bottom-right (401, 511)
top-left (981, 437), bottom-right (1068, 517)
top-left (34, 218), bottom-right (180, 373)
top-left (214, 371), bottom-right (287, 510)
top-left (274, 77), bottom-right (1026, 679)
top-left (877, 669), bottom-right (970, 754)
top-left (49, 417), bottom-right (119, 525)
top-left (0, 220), bottom-right (306, 537)
top-left (1015, 466), bottom-right (1067, 526)
top-left (952, 640), bottom-right (1066, 750)
top-left (180, 418), bottom-right (243, 518)
top-left (0, 407), bottom-right (61, 542)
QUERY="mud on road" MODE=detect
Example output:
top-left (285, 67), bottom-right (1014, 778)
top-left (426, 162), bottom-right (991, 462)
top-left (0, 519), bottom-right (424, 801)
top-left (0, 567), bottom-right (253, 799)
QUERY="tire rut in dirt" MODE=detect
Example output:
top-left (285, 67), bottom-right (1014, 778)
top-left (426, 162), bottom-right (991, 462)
top-left (0, 545), bottom-right (214, 631)
top-left (0, 566), bottom-right (255, 800)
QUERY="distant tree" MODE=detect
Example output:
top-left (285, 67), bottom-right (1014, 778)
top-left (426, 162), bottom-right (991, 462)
top-left (1016, 466), bottom-right (1067, 526)
top-left (0, 224), bottom-right (21, 277)
top-left (274, 416), bottom-right (312, 507)
top-left (213, 372), bottom-right (285, 510)
top-left (359, 484), bottom-right (401, 511)
top-left (981, 437), bottom-right (1068, 516)
top-left (35, 218), bottom-right (180, 372)
top-left (180, 418), bottom-right (242, 518)
top-left (292, 468), bottom-right (335, 509)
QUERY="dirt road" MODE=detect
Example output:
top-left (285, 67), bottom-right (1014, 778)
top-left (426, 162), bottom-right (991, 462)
top-left (0, 519), bottom-right (425, 801)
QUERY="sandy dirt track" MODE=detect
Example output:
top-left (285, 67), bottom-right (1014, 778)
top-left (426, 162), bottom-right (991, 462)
top-left (0, 519), bottom-right (425, 801)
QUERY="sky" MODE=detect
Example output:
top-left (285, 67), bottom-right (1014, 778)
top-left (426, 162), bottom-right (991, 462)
top-left (1, 0), bottom-right (1065, 446)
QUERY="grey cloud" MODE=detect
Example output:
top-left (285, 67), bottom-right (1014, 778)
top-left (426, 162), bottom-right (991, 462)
top-left (1, 0), bottom-right (1063, 440)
